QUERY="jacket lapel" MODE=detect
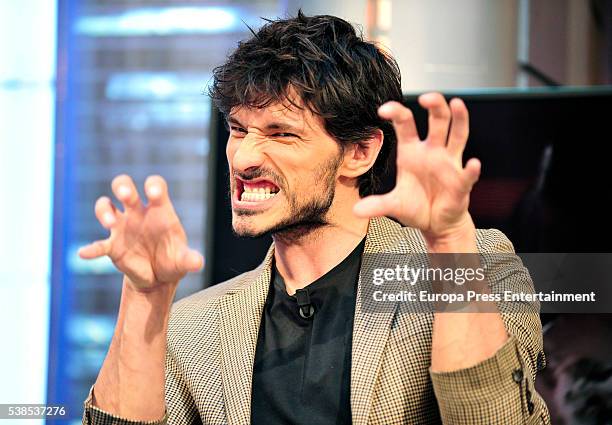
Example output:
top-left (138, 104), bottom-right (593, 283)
top-left (218, 246), bottom-right (274, 425)
top-left (351, 217), bottom-right (414, 425)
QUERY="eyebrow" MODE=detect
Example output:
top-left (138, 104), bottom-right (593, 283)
top-left (226, 117), bottom-right (302, 133)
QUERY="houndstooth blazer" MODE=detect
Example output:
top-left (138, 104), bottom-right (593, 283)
top-left (83, 216), bottom-right (551, 424)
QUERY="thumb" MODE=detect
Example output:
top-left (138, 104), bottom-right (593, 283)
top-left (353, 192), bottom-right (397, 219)
top-left (176, 247), bottom-right (205, 273)
top-left (463, 158), bottom-right (481, 188)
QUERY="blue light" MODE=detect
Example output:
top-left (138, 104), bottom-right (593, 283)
top-left (75, 7), bottom-right (240, 36)
top-left (67, 315), bottom-right (115, 346)
top-left (105, 72), bottom-right (210, 100)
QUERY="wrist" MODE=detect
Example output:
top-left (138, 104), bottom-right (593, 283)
top-left (122, 277), bottom-right (177, 316)
top-left (423, 216), bottom-right (477, 253)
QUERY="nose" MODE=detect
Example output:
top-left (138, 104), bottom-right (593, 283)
top-left (229, 133), bottom-right (266, 173)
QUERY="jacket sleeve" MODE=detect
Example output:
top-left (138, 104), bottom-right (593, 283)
top-left (82, 349), bottom-right (200, 425)
top-left (429, 228), bottom-right (551, 424)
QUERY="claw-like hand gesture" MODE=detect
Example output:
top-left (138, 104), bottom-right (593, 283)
top-left (78, 175), bottom-right (204, 292)
top-left (354, 93), bottom-right (481, 246)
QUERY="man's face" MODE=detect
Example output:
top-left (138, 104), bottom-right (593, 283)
top-left (226, 100), bottom-right (344, 238)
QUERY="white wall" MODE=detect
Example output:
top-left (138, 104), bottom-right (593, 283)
top-left (388, 0), bottom-right (519, 91)
top-left (0, 0), bottom-right (56, 420)
top-left (284, 0), bottom-right (520, 91)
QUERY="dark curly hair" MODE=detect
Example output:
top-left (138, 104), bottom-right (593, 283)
top-left (209, 10), bottom-right (402, 196)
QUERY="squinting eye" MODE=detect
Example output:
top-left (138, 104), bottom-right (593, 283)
top-left (230, 126), bottom-right (247, 134)
top-left (272, 133), bottom-right (298, 138)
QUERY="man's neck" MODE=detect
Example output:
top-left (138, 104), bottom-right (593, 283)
top-left (272, 216), bottom-right (369, 295)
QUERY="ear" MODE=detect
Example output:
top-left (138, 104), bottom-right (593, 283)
top-left (339, 129), bottom-right (384, 179)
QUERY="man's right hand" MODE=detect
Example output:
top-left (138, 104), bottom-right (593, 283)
top-left (79, 175), bottom-right (203, 421)
top-left (78, 174), bottom-right (204, 292)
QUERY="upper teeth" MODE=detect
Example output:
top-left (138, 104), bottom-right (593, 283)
top-left (243, 186), bottom-right (274, 194)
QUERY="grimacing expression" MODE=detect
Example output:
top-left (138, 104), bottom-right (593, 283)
top-left (226, 102), bottom-right (344, 239)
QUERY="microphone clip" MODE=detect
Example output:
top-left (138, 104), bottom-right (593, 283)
top-left (295, 288), bottom-right (315, 319)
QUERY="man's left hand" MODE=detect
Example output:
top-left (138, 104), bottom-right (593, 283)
top-left (354, 92), bottom-right (480, 248)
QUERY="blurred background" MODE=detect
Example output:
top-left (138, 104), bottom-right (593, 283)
top-left (0, 0), bottom-right (611, 424)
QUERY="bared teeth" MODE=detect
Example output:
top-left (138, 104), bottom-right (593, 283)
top-left (239, 179), bottom-right (280, 202)
top-left (243, 186), bottom-right (277, 193)
top-left (240, 191), bottom-right (278, 202)
top-left (242, 182), bottom-right (279, 193)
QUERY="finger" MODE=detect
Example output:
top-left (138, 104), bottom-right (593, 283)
top-left (447, 98), bottom-right (470, 158)
top-left (78, 239), bottom-right (111, 259)
top-left (462, 158), bottom-right (481, 189)
top-left (378, 101), bottom-right (419, 143)
top-left (144, 175), bottom-right (171, 207)
top-left (418, 92), bottom-right (451, 147)
top-left (353, 192), bottom-right (399, 218)
top-left (435, 157), bottom-right (481, 194)
top-left (111, 174), bottom-right (142, 211)
top-left (94, 196), bottom-right (119, 229)
top-left (176, 247), bottom-right (205, 273)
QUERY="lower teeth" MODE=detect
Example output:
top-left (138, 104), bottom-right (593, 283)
top-left (240, 192), bottom-right (278, 202)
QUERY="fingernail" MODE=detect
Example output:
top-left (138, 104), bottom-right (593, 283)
top-left (103, 212), bottom-right (115, 225)
top-left (149, 185), bottom-right (161, 197)
top-left (451, 97), bottom-right (463, 107)
top-left (378, 103), bottom-right (393, 115)
top-left (118, 185), bottom-right (130, 198)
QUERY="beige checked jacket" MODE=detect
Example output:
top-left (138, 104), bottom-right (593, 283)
top-left (83, 217), bottom-right (551, 424)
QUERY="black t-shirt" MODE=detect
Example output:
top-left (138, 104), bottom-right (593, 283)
top-left (251, 238), bottom-right (366, 425)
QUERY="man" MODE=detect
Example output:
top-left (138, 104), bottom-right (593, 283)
top-left (80, 11), bottom-right (550, 425)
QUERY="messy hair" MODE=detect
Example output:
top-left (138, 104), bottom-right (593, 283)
top-left (209, 10), bottom-right (402, 196)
